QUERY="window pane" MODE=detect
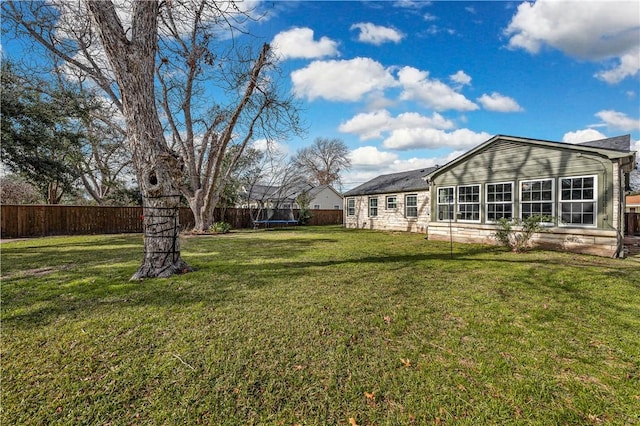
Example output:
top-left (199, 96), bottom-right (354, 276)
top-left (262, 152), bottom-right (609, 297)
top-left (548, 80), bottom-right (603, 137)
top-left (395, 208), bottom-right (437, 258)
top-left (457, 185), bottom-right (480, 221)
top-left (406, 195), bottom-right (418, 217)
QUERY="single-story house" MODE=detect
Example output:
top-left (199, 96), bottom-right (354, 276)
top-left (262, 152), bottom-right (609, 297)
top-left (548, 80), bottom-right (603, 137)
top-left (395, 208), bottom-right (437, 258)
top-left (306, 185), bottom-right (344, 210)
top-left (427, 134), bottom-right (636, 257)
top-left (343, 167), bottom-right (438, 233)
top-left (240, 181), bottom-right (342, 220)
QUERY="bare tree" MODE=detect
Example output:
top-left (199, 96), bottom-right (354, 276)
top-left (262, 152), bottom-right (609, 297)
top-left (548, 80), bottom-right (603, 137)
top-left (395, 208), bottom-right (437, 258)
top-left (156, 23), bottom-right (301, 230)
top-left (2, 0), bottom-right (301, 277)
top-left (0, 175), bottom-right (43, 204)
top-left (292, 137), bottom-right (351, 188)
top-left (84, 0), bottom-right (191, 279)
top-left (71, 94), bottom-right (132, 205)
top-left (630, 166), bottom-right (640, 192)
top-left (239, 146), bottom-right (303, 223)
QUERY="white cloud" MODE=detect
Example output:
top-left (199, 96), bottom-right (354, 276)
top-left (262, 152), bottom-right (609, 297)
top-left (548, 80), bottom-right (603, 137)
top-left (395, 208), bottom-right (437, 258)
top-left (477, 92), bottom-right (523, 112)
top-left (423, 13), bottom-right (437, 22)
top-left (383, 127), bottom-right (490, 151)
top-left (339, 109), bottom-right (455, 141)
top-left (351, 22), bottom-right (405, 45)
top-left (397, 66), bottom-right (478, 112)
top-left (449, 70), bottom-right (472, 87)
top-left (562, 129), bottom-right (608, 144)
top-left (596, 110), bottom-right (640, 132)
top-left (291, 57), bottom-right (396, 102)
top-left (504, 0), bottom-right (640, 83)
top-left (271, 27), bottom-right (339, 60)
top-left (251, 138), bottom-right (290, 156)
top-left (343, 149), bottom-right (463, 191)
top-left (394, 1), bottom-right (432, 10)
top-left (363, 92), bottom-right (397, 111)
top-left (595, 50), bottom-right (640, 84)
top-left (425, 25), bottom-right (456, 36)
top-left (349, 146), bottom-right (399, 169)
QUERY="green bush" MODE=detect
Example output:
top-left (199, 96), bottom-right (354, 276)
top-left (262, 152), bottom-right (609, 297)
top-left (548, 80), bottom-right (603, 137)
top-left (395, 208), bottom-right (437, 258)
top-left (297, 207), bottom-right (312, 225)
top-left (492, 214), bottom-right (551, 253)
top-left (209, 221), bottom-right (232, 234)
top-left (295, 191), bottom-right (313, 226)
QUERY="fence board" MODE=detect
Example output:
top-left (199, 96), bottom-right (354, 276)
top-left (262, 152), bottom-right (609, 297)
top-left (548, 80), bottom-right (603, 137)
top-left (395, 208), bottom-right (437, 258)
top-left (626, 212), bottom-right (640, 236)
top-left (1, 205), bottom-right (343, 238)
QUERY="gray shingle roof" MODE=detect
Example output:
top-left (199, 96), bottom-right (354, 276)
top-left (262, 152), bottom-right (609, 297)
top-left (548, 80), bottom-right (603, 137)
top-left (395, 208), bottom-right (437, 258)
top-left (343, 166), bottom-right (438, 197)
top-left (577, 134), bottom-right (631, 152)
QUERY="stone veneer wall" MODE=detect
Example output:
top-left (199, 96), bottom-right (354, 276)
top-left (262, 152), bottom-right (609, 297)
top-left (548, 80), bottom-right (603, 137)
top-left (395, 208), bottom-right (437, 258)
top-left (344, 191), bottom-right (430, 234)
top-left (427, 222), bottom-right (619, 257)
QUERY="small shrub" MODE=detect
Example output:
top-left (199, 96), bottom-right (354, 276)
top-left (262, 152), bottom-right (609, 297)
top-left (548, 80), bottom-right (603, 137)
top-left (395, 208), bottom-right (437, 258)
top-left (295, 191), bottom-right (313, 226)
top-left (492, 214), bottom-right (551, 253)
top-left (209, 221), bottom-right (232, 234)
top-left (297, 207), bottom-right (312, 225)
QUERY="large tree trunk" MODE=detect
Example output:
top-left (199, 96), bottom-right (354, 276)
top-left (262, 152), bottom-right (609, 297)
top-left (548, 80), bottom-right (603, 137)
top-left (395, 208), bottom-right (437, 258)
top-left (187, 192), bottom-right (207, 232)
top-left (86, 0), bottom-right (190, 279)
top-left (187, 194), bottom-right (218, 232)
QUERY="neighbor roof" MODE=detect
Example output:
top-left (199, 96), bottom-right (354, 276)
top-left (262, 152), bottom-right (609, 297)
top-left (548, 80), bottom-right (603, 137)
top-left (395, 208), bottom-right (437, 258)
top-left (343, 167), bottom-right (438, 197)
top-left (243, 181), bottom-right (341, 201)
top-left (577, 134), bottom-right (631, 152)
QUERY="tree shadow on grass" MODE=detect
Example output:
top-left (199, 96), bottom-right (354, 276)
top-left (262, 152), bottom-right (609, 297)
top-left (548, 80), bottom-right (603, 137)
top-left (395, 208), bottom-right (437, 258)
top-left (1, 235), bottom-right (335, 328)
top-left (3, 232), bottom-right (638, 330)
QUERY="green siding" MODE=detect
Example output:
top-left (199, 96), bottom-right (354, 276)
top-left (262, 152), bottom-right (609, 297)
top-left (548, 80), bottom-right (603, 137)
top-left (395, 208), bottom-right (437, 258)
top-left (431, 140), bottom-right (614, 228)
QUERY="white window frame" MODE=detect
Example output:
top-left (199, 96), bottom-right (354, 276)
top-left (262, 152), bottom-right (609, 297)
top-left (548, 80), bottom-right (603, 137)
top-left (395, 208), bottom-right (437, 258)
top-left (405, 194), bottom-right (418, 218)
top-left (347, 198), bottom-right (355, 216)
top-left (313, 204), bottom-right (321, 210)
top-left (519, 178), bottom-right (554, 223)
top-left (368, 197), bottom-right (378, 217)
top-left (457, 184), bottom-right (481, 223)
top-left (386, 195), bottom-right (398, 210)
top-left (558, 175), bottom-right (597, 227)
top-left (485, 181), bottom-right (514, 223)
top-left (437, 187), bottom-right (455, 222)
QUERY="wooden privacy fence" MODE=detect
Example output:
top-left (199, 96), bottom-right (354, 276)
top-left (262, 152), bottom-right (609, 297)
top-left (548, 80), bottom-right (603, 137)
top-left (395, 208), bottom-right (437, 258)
top-left (1, 205), bottom-right (343, 238)
top-left (626, 212), bottom-right (640, 236)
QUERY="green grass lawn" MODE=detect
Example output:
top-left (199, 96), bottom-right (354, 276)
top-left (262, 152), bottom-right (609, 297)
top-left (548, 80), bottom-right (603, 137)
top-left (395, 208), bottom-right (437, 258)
top-left (2, 226), bottom-right (639, 425)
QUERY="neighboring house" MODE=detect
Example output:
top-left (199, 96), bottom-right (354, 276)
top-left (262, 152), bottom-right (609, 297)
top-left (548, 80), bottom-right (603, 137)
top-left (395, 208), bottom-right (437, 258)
top-left (240, 181), bottom-right (342, 219)
top-left (343, 167), bottom-right (438, 233)
top-left (427, 134), bottom-right (636, 257)
top-left (306, 184), bottom-right (344, 210)
top-left (626, 194), bottom-right (640, 213)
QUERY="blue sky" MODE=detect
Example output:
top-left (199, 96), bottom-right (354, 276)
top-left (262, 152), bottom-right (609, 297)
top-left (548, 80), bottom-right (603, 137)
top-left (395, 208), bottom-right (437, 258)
top-left (246, 0), bottom-right (640, 189)
top-left (2, 1), bottom-right (638, 191)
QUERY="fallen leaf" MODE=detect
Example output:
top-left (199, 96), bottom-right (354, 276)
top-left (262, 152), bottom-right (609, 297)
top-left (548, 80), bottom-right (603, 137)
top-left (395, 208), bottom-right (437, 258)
top-left (348, 417), bottom-right (358, 426)
top-left (364, 391), bottom-right (375, 400)
top-left (400, 358), bottom-right (411, 367)
top-left (384, 315), bottom-right (391, 324)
